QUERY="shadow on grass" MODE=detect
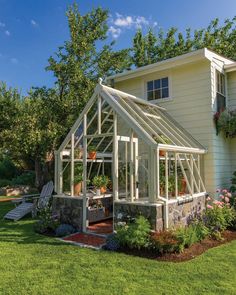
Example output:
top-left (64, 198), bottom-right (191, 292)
top-left (0, 202), bottom-right (64, 247)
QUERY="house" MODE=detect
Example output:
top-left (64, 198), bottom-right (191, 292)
top-left (53, 48), bottom-right (236, 234)
top-left (107, 48), bottom-right (236, 194)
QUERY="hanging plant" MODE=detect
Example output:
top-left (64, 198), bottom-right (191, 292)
top-left (216, 109), bottom-right (236, 138)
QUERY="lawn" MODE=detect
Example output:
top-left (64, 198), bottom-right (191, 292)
top-left (0, 202), bottom-right (236, 295)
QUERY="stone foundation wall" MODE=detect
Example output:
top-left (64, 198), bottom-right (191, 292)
top-left (168, 195), bottom-right (206, 228)
top-left (114, 195), bottom-right (206, 231)
top-left (114, 202), bottom-right (164, 231)
top-left (52, 194), bottom-right (206, 232)
top-left (52, 196), bottom-right (83, 231)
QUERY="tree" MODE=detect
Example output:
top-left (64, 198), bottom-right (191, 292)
top-left (46, 4), bottom-right (131, 131)
top-left (1, 5), bottom-right (131, 189)
top-left (1, 86), bottom-right (64, 188)
top-left (132, 16), bottom-right (236, 68)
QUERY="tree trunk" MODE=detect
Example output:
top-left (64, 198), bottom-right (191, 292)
top-left (35, 158), bottom-right (44, 190)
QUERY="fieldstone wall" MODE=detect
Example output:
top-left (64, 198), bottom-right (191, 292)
top-left (114, 194), bottom-right (206, 231)
top-left (114, 202), bottom-right (164, 231)
top-left (168, 195), bottom-right (206, 228)
top-left (52, 195), bottom-right (83, 231)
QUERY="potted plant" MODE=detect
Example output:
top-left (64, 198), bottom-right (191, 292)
top-left (88, 145), bottom-right (97, 160)
top-left (74, 145), bottom-right (83, 159)
top-left (217, 109), bottom-right (236, 138)
top-left (92, 175), bottom-right (110, 195)
top-left (74, 164), bottom-right (83, 195)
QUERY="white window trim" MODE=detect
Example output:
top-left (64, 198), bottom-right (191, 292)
top-left (215, 68), bottom-right (227, 110)
top-left (144, 74), bottom-right (172, 103)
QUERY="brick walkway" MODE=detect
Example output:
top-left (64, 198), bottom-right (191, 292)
top-left (87, 219), bottom-right (113, 234)
top-left (63, 233), bottom-right (106, 248)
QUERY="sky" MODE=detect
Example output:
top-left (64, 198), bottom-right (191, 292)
top-left (0, 0), bottom-right (236, 95)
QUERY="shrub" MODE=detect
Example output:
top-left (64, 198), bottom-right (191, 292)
top-left (0, 178), bottom-right (12, 188)
top-left (11, 171), bottom-right (35, 186)
top-left (205, 192), bottom-right (236, 239)
top-left (151, 230), bottom-right (182, 254)
top-left (34, 206), bottom-right (59, 234)
top-left (105, 233), bottom-right (120, 251)
top-left (116, 216), bottom-right (151, 250)
top-left (176, 220), bottom-right (209, 249)
top-left (0, 157), bottom-right (18, 180)
top-left (55, 224), bottom-right (76, 237)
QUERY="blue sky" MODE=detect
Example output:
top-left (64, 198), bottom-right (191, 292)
top-left (0, 0), bottom-right (236, 94)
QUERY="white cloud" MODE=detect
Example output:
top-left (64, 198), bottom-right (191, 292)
top-left (0, 22), bottom-right (5, 28)
top-left (108, 26), bottom-right (121, 39)
top-left (113, 13), bottom-right (150, 29)
top-left (31, 19), bottom-right (38, 27)
top-left (5, 30), bottom-right (10, 36)
top-left (10, 57), bottom-right (18, 64)
top-left (109, 13), bottom-right (157, 39)
top-left (114, 15), bottom-right (133, 27)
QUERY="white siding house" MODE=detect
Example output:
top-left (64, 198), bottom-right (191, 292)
top-left (107, 48), bottom-right (236, 193)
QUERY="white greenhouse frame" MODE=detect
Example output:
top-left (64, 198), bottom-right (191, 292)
top-left (54, 81), bottom-right (207, 232)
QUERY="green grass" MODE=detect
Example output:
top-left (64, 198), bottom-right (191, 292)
top-left (0, 203), bottom-right (236, 295)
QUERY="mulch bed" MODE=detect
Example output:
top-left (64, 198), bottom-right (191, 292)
top-left (118, 230), bottom-right (236, 262)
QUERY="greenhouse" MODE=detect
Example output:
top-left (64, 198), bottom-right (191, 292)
top-left (53, 80), bottom-right (207, 233)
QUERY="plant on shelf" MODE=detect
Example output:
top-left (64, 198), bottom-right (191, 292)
top-left (92, 175), bottom-right (110, 195)
top-left (88, 145), bottom-right (97, 160)
top-left (214, 109), bottom-right (236, 138)
top-left (74, 164), bottom-right (83, 195)
top-left (74, 145), bottom-right (83, 159)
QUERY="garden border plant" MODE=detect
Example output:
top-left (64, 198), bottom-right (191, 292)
top-left (106, 188), bottom-right (236, 258)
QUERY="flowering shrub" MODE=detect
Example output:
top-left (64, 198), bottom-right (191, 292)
top-left (205, 189), bottom-right (236, 238)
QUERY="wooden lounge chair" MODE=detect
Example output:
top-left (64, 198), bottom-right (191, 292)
top-left (4, 181), bottom-right (54, 221)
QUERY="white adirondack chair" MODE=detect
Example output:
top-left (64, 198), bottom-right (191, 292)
top-left (4, 181), bottom-right (54, 221)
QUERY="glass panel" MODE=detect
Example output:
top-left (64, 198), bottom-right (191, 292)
top-left (154, 79), bottom-right (161, 89)
top-left (147, 91), bottom-right (154, 100)
top-left (154, 89), bottom-right (161, 99)
top-left (161, 77), bottom-right (168, 88)
top-left (162, 87), bottom-right (169, 98)
top-left (147, 81), bottom-right (153, 91)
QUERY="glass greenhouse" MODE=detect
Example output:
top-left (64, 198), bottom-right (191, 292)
top-left (54, 81), bottom-right (207, 232)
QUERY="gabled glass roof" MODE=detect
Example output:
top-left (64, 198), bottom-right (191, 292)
top-left (101, 85), bottom-right (206, 151)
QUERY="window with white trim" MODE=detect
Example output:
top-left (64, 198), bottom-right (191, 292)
top-left (216, 71), bottom-right (226, 112)
top-left (147, 77), bottom-right (169, 101)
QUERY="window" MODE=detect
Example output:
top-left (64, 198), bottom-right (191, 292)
top-left (216, 71), bottom-right (226, 112)
top-left (147, 77), bottom-right (169, 101)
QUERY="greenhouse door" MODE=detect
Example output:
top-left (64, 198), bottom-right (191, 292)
top-left (117, 135), bottom-right (138, 201)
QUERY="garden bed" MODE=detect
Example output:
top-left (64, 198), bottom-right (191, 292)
top-left (118, 229), bottom-right (236, 262)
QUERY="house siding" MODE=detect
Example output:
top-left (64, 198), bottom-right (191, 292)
top-left (115, 60), bottom-right (216, 192)
top-left (227, 71), bottom-right (236, 184)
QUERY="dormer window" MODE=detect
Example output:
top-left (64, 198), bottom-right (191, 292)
top-left (147, 77), bottom-right (169, 101)
top-left (216, 71), bottom-right (226, 112)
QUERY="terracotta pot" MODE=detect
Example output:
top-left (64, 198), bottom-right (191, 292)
top-left (159, 150), bottom-right (166, 157)
top-left (88, 151), bottom-right (96, 160)
top-left (74, 182), bottom-right (82, 195)
top-left (100, 186), bottom-right (107, 194)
